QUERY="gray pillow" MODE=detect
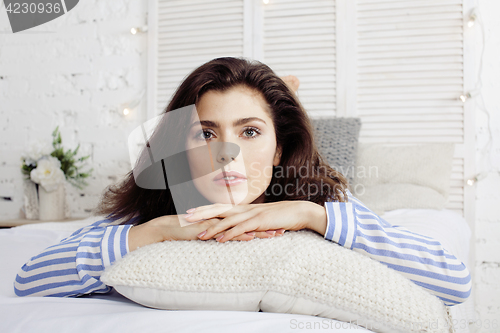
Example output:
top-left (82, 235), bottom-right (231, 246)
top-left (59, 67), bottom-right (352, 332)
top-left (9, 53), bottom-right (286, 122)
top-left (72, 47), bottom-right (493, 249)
top-left (311, 117), bottom-right (362, 187)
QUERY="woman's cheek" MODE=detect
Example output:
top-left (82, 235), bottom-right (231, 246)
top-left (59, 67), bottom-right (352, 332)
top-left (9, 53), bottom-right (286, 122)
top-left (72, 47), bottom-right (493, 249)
top-left (263, 163), bottom-right (274, 179)
top-left (246, 157), bottom-right (274, 193)
top-left (187, 158), bottom-right (200, 179)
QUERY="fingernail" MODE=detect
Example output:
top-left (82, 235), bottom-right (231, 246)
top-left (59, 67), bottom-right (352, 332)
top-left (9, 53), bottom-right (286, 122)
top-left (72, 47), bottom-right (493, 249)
top-left (246, 232), bottom-right (256, 236)
top-left (186, 208), bottom-right (195, 213)
top-left (266, 230), bottom-right (276, 235)
top-left (197, 231), bottom-right (206, 238)
top-left (216, 234), bottom-right (224, 242)
top-left (184, 213), bottom-right (193, 219)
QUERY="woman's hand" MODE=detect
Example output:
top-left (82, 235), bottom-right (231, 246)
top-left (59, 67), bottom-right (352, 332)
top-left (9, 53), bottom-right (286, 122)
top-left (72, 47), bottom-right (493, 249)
top-left (128, 214), bottom-right (285, 251)
top-left (184, 200), bottom-right (327, 243)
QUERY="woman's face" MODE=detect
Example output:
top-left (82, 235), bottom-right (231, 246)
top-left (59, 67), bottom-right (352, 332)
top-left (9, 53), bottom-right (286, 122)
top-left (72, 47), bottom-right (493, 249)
top-left (185, 85), bottom-right (281, 205)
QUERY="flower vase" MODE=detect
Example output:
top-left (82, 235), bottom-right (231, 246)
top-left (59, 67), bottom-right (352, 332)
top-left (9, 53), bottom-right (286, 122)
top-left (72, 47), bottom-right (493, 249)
top-left (23, 179), bottom-right (39, 220)
top-left (38, 183), bottom-right (66, 221)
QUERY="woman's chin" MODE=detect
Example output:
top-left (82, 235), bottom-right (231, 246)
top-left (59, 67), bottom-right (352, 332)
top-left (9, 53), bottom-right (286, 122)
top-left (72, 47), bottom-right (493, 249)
top-left (201, 186), bottom-right (250, 205)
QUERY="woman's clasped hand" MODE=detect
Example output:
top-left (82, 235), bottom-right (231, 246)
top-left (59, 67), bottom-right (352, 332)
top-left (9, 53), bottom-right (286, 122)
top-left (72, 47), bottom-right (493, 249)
top-left (128, 209), bottom-right (288, 251)
top-left (184, 200), bottom-right (327, 243)
top-left (128, 200), bottom-right (327, 251)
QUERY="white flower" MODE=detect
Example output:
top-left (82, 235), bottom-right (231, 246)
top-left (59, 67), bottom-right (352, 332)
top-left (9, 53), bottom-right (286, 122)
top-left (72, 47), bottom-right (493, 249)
top-left (30, 156), bottom-right (66, 192)
top-left (24, 141), bottom-right (53, 163)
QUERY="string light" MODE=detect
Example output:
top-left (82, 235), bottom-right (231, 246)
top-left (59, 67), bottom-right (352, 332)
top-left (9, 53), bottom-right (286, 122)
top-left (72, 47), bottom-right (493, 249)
top-left (463, 7), bottom-right (499, 186)
top-left (466, 172), bottom-right (488, 186)
top-left (263, 0), bottom-right (269, 4)
top-left (468, 9), bottom-right (477, 28)
top-left (121, 91), bottom-right (145, 117)
top-left (130, 26), bottom-right (148, 35)
top-left (459, 90), bottom-right (479, 103)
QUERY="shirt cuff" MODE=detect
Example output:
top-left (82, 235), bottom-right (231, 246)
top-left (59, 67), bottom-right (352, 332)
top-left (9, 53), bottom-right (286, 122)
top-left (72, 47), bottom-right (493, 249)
top-left (324, 201), bottom-right (357, 249)
top-left (101, 225), bottom-right (133, 268)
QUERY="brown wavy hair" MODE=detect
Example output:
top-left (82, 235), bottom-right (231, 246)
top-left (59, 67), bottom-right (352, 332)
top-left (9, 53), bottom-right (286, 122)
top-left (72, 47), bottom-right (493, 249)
top-left (93, 57), bottom-right (349, 224)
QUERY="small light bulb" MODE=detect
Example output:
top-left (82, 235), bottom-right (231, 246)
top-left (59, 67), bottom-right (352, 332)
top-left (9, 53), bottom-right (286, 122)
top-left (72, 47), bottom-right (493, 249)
top-left (466, 172), bottom-right (488, 186)
top-left (123, 108), bottom-right (130, 116)
top-left (467, 9), bottom-right (477, 28)
top-left (263, 0), bottom-right (269, 4)
top-left (130, 26), bottom-right (148, 34)
top-left (459, 94), bottom-right (467, 103)
top-left (468, 12), bottom-right (477, 28)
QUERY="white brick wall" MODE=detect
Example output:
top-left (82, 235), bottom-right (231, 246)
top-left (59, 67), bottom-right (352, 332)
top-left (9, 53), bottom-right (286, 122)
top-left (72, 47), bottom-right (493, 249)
top-left (0, 0), bottom-right (148, 218)
top-left (0, 0), bottom-right (499, 328)
top-left (472, 0), bottom-right (500, 329)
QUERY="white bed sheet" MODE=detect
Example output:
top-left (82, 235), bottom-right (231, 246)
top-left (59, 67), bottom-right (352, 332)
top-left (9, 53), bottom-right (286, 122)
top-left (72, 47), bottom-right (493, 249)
top-left (0, 209), bottom-right (473, 333)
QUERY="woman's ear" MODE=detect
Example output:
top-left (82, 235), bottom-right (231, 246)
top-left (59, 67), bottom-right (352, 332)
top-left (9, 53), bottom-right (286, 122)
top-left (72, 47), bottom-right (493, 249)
top-left (273, 146), bottom-right (282, 166)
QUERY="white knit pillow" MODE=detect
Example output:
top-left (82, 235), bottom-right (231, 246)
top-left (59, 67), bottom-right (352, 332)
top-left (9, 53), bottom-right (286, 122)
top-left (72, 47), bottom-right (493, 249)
top-left (101, 230), bottom-right (453, 333)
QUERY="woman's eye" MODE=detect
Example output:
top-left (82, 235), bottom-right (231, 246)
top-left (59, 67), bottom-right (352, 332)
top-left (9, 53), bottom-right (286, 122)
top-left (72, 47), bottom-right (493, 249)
top-left (242, 127), bottom-right (261, 138)
top-left (195, 130), bottom-right (215, 140)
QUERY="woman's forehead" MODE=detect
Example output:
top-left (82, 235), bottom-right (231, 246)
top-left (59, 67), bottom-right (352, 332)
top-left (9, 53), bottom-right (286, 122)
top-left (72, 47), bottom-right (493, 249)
top-left (195, 86), bottom-right (272, 121)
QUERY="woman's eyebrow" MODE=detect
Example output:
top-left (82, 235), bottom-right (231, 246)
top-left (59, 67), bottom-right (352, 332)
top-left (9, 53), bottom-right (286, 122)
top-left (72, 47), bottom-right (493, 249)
top-left (190, 117), bottom-right (267, 129)
top-left (233, 117), bottom-right (267, 126)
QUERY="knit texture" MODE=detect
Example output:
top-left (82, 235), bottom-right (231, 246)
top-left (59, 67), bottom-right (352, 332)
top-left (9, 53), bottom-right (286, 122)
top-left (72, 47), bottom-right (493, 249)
top-left (311, 117), bottom-right (362, 187)
top-left (101, 230), bottom-right (453, 333)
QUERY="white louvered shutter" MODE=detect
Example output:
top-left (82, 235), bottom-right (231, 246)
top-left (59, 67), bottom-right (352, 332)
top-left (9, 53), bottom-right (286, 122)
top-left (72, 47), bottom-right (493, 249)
top-left (150, 0), bottom-right (472, 218)
top-left (262, 0), bottom-right (337, 117)
top-left (353, 0), bottom-right (468, 216)
top-left (154, 0), bottom-right (245, 115)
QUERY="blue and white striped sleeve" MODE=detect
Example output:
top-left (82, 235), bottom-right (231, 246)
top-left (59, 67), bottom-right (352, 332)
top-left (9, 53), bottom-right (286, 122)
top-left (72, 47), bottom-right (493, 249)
top-left (14, 219), bottom-right (133, 297)
top-left (323, 190), bottom-right (472, 306)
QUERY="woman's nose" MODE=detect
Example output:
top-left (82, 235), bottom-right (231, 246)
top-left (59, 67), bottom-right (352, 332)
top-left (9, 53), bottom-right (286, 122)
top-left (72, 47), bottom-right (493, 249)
top-left (215, 142), bottom-right (239, 164)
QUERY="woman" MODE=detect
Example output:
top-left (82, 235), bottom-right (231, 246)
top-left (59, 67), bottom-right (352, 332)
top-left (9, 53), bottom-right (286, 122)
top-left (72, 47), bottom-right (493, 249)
top-left (15, 57), bottom-right (471, 307)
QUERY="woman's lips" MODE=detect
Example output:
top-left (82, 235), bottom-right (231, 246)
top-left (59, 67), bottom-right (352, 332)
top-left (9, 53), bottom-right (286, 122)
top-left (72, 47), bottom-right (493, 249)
top-left (213, 170), bottom-right (247, 186)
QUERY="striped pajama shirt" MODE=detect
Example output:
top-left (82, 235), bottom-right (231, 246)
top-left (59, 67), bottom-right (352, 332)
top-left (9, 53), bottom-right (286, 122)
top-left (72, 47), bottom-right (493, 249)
top-left (324, 190), bottom-right (471, 306)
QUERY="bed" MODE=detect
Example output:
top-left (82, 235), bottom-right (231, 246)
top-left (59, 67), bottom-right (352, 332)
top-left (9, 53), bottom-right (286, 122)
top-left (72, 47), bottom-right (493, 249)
top-left (1, 116), bottom-right (476, 332)
top-left (0, 206), bottom-right (474, 333)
